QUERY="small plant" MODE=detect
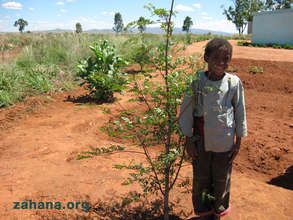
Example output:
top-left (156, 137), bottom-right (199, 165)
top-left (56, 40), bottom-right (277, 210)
top-left (124, 36), bottom-right (155, 72)
top-left (77, 40), bottom-right (128, 102)
top-left (76, 144), bottom-right (125, 160)
top-left (237, 41), bottom-right (244, 46)
top-left (227, 65), bottom-right (238, 72)
top-left (249, 66), bottom-right (264, 74)
top-left (98, 106), bottom-right (111, 114)
top-left (101, 2), bottom-right (207, 220)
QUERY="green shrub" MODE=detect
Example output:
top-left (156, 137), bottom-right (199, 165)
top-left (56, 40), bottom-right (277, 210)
top-left (237, 41), bottom-right (244, 46)
top-left (77, 40), bottom-right (128, 102)
top-left (123, 35), bottom-right (155, 71)
top-left (283, 44), bottom-right (293, 49)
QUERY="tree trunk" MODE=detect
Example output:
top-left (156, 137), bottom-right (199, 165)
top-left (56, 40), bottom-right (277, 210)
top-left (164, 166), bottom-right (170, 220)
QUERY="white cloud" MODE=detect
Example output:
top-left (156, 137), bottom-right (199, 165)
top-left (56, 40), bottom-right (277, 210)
top-left (56, 1), bottom-right (64, 5)
top-left (60, 9), bottom-right (66, 13)
top-left (57, 14), bottom-right (61, 17)
top-left (201, 12), bottom-right (208, 15)
top-left (175, 4), bottom-right (194, 12)
top-left (2, 1), bottom-right (22, 10)
top-left (194, 19), bottom-right (237, 33)
top-left (66, 0), bottom-right (74, 2)
top-left (29, 7), bottom-right (35, 11)
top-left (193, 3), bottom-right (201, 9)
top-left (78, 17), bottom-right (88, 22)
top-left (203, 17), bottom-right (213, 20)
top-left (102, 11), bottom-right (115, 16)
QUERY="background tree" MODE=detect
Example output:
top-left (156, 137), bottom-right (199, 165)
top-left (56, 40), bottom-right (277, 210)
top-left (124, 17), bottom-right (152, 33)
top-left (113, 12), bottom-right (124, 33)
top-left (222, 0), bottom-right (264, 34)
top-left (14, 18), bottom-right (28, 33)
top-left (137, 16), bottom-right (147, 33)
top-left (265, 0), bottom-right (292, 9)
top-left (182, 16), bottom-right (193, 33)
top-left (75, 22), bottom-right (82, 33)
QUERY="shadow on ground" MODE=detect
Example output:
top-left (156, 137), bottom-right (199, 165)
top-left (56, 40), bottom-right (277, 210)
top-left (34, 197), bottom-right (198, 220)
top-left (268, 165), bottom-right (293, 190)
top-left (65, 94), bottom-right (114, 105)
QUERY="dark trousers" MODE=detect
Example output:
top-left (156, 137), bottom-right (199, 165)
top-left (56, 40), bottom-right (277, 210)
top-left (192, 139), bottom-right (232, 216)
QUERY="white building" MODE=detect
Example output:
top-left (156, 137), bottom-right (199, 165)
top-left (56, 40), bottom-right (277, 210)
top-left (251, 8), bottom-right (293, 45)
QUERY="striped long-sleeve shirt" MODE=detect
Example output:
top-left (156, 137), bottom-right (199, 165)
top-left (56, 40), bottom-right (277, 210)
top-left (179, 71), bottom-right (247, 152)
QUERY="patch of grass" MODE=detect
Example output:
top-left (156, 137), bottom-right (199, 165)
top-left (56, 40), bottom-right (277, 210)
top-left (76, 155), bottom-right (92, 160)
top-left (76, 144), bottom-right (125, 160)
top-left (227, 66), bottom-right (238, 73)
top-left (82, 103), bottom-right (96, 108)
top-left (98, 106), bottom-right (111, 114)
top-left (43, 96), bottom-right (55, 103)
top-left (249, 66), bottom-right (264, 74)
top-left (0, 32), bottom-right (251, 108)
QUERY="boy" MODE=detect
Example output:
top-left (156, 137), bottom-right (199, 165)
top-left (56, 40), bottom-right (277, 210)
top-left (179, 38), bottom-right (247, 220)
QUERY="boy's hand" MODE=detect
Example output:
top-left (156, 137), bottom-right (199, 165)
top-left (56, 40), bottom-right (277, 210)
top-left (185, 136), bottom-right (198, 160)
top-left (229, 137), bottom-right (241, 164)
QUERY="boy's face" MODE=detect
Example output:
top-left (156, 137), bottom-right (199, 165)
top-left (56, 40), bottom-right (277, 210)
top-left (205, 47), bottom-right (232, 77)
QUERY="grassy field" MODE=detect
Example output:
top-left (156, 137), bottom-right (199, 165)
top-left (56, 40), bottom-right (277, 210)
top-left (0, 32), bottom-right (250, 108)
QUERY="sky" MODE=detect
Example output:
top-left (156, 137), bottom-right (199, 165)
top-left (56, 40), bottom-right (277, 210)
top-left (0, 0), bottom-right (240, 33)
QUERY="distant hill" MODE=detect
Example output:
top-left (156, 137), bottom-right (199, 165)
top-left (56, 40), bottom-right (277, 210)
top-left (86, 27), bottom-right (233, 36)
top-left (1, 27), bottom-right (233, 36)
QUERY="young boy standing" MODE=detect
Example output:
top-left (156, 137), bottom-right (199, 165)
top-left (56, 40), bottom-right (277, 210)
top-left (179, 38), bottom-right (247, 220)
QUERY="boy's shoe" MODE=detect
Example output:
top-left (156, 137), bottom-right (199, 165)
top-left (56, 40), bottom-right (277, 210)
top-left (200, 215), bottom-right (213, 220)
top-left (211, 215), bottom-right (220, 220)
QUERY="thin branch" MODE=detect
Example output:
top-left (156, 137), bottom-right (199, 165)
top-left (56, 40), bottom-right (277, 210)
top-left (135, 81), bottom-right (153, 111)
top-left (136, 131), bottom-right (165, 196)
top-left (170, 136), bottom-right (186, 189)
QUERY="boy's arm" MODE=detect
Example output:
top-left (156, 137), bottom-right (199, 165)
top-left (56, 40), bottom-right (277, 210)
top-left (230, 79), bottom-right (247, 163)
top-left (229, 136), bottom-right (241, 163)
top-left (179, 82), bottom-right (196, 137)
top-left (232, 79), bottom-right (247, 138)
top-left (179, 81), bottom-right (198, 159)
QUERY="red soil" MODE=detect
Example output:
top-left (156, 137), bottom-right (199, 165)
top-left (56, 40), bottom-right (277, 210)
top-left (0, 40), bottom-right (292, 219)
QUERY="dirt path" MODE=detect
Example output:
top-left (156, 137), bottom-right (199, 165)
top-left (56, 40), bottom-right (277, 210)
top-left (0, 41), bottom-right (293, 219)
top-left (185, 40), bottom-right (293, 62)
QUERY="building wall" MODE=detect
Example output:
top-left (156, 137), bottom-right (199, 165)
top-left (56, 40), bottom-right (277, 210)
top-left (252, 9), bottom-right (293, 45)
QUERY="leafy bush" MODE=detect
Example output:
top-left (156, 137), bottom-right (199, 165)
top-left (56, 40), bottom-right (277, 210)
top-left (77, 40), bottom-right (128, 102)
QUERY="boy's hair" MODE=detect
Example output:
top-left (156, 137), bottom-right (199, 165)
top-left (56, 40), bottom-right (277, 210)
top-left (204, 38), bottom-right (232, 62)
